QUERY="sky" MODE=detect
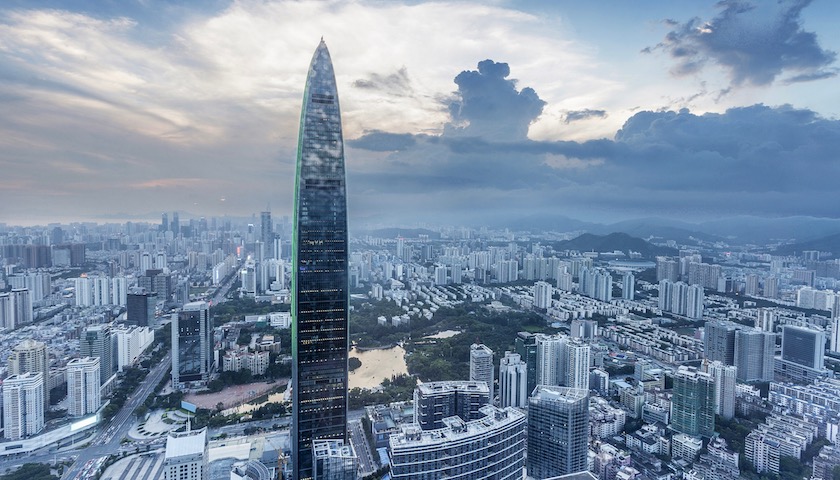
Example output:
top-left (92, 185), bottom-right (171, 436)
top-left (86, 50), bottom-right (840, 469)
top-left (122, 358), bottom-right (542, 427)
top-left (1, 0), bottom-right (839, 227)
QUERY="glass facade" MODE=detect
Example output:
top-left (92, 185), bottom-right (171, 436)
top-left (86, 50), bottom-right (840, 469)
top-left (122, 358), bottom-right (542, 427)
top-left (172, 301), bottom-right (213, 387)
top-left (291, 40), bottom-right (349, 480)
top-left (527, 386), bottom-right (589, 479)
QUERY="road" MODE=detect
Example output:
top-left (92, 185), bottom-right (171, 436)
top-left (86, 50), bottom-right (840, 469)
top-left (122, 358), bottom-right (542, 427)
top-left (349, 419), bottom-right (378, 476)
top-left (60, 351), bottom-right (172, 480)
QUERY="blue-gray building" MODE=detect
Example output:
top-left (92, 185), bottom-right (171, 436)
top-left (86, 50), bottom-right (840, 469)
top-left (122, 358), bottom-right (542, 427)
top-left (527, 386), bottom-right (589, 479)
top-left (291, 40), bottom-right (350, 480)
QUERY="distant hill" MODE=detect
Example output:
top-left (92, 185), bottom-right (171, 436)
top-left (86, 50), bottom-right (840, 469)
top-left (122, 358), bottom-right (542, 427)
top-left (592, 218), bottom-right (723, 244)
top-left (552, 232), bottom-right (677, 258)
top-left (773, 233), bottom-right (840, 257)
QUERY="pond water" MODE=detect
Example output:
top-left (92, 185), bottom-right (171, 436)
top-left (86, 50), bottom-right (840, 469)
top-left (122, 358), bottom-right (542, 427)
top-left (424, 330), bottom-right (462, 339)
top-left (349, 345), bottom-right (409, 390)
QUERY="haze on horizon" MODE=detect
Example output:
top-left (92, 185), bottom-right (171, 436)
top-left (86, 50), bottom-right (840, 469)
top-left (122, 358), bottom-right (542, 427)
top-left (1, 0), bottom-right (839, 227)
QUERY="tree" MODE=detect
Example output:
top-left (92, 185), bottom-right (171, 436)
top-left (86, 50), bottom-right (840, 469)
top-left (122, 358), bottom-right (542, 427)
top-left (349, 357), bottom-right (362, 372)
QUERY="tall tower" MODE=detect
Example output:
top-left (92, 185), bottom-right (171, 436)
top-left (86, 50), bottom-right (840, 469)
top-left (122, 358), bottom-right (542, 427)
top-left (81, 324), bottom-right (114, 385)
top-left (291, 39), bottom-right (349, 480)
top-left (671, 366), bottom-right (715, 438)
top-left (260, 210), bottom-right (274, 260)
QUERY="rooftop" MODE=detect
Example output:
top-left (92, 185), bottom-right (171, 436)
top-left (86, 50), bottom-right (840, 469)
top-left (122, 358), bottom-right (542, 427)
top-left (165, 427), bottom-right (207, 459)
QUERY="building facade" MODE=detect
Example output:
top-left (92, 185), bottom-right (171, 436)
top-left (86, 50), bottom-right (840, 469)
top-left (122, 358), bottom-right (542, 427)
top-left (2, 372), bottom-right (45, 440)
top-left (469, 343), bottom-right (494, 400)
top-left (67, 357), bottom-right (100, 416)
top-left (671, 366), bottom-right (715, 438)
top-left (291, 40), bottom-right (350, 480)
top-left (172, 301), bottom-right (214, 388)
top-left (527, 386), bottom-right (589, 479)
top-left (499, 351), bottom-right (527, 408)
top-left (389, 405), bottom-right (525, 480)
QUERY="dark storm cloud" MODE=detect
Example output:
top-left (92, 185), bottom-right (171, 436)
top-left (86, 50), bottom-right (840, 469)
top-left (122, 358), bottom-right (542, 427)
top-left (350, 58), bottom-right (840, 220)
top-left (649, 0), bottom-right (836, 86)
top-left (352, 67), bottom-right (413, 96)
top-left (445, 59), bottom-right (546, 141)
top-left (564, 109), bottom-right (607, 123)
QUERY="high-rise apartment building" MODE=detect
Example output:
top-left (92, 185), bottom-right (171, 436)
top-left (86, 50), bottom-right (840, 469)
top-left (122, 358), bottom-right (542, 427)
top-left (499, 351), bottom-right (527, 408)
top-left (534, 281), bottom-right (553, 309)
top-left (622, 272), bottom-right (635, 300)
top-left (702, 360), bottom-right (736, 420)
top-left (3, 372), bottom-right (45, 440)
top-left (80, 323), bottom-right (114, 385)
top-left (470, 343), bottom-right (494, 400)
top-left (527, 386), bottom-right (589, 478)
top-left (67, 357), bottom-right (100, 416)
top-left (536, 334), bottom-right (566, 387)
top-left (0, 288), bottom-right (33, 330)
top-left (565, 339), bottom-right (591, 390)
top-left (671, 366), bottom-right (715, 438)
top-left (291, 40), bottom-right (350, 480)
top-left (172, 301), bottom-right (214, 389)
top-left (8, 339), bottom-right (50, 409)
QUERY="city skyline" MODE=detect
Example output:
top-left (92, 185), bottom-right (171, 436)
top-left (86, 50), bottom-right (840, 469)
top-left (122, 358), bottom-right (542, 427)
top-left (1, 0), bottom-right (839, 226)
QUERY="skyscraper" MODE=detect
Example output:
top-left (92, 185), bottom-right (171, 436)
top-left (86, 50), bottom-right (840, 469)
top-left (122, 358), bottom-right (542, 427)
top-left (704, 320), bottom-right (740, 365)
top-left (470, 343), bottom-right (494, 400)
top-left (291, 40), bottom-right (350, 480)
top-left (734, 329), bottom-right (775, 382)
top-left (701, 360), bottom-right (736, 420)
top-left (172, 301), bottom-right (214, 389)
top-left (527, 386), bottom-right (589, 478)
top-left (81, 323), bottom-right (114, 385)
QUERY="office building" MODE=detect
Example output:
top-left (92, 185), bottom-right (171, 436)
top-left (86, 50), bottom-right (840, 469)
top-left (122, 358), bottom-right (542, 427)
top-left (704, 321), bottom-right (740, 365)
top-left (734, 329), bottom-right (775, 382)
top-left (515, 332), bottom-right (538, 396)
top-left (781, 325), bottom-right (824, 370)
top-left (291, 40), bottom-right (350, 480)
top-left (702, 360), bottom-right (736, 420)
top-left (470, 343), bottom-right (494, 400)
top-left (3, 372), bottom-right (45, 440)
top-left (389, 405), bottom-right (525, 480)
top-left (671, 366), bottom-right (715, 438)
top-left (172, 301), bottom-right (214, 389)
top-left (67, 357), bottom-right (100, 416)
top-left (312, 440), bottom-right (357, 480)
top-left (8, 339), bottom-right (50, 409)
top-left (414, 381), bottom-right (489, 430)
top-left (80, 323), bottom-right (114, 386)
top-left (163, 427), bottom-right (209, 480)
top-left (499, 351), bottom-right (527, 408)
top-left (527, 386), bottom-right (589, 479)
top-left (126, 289), bottom-right (157, 326)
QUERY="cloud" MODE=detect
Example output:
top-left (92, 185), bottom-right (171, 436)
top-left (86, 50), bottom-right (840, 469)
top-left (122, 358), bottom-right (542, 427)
top-left (353, 67), bottom-right (413, 96)
top-left (649, 0), bottom-right (836, 86)
top-left (349, 58), bottom-right (840, 222)
top-left (564, 109), bottom-right (607, 124)
top-left (444, 59), bottom-right (546, 141)
top-left (346, 130), bottom-right (418, 152)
